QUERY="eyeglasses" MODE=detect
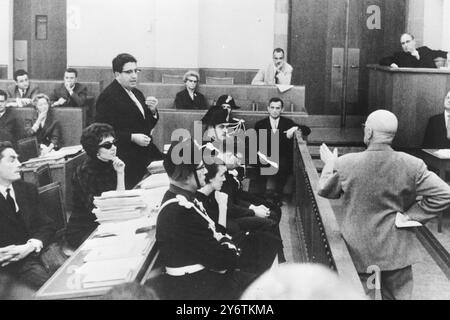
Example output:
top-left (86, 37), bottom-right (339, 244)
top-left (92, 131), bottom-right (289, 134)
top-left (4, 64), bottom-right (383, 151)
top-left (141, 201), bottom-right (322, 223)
top-left (98, 140), bottom-right (117, 149)
top-left (186, 79), bottom-right (198, 83)
top-left (121, 68), bottom-right (141, 75)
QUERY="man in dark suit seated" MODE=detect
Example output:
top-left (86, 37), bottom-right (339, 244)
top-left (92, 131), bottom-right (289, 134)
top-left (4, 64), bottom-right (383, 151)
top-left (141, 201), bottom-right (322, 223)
top-left (174, 70), bottom-right (208, 109)
top-left (96, 53), bottom-right (163, 189)
top-left (423, 90), bottom-right (450, 149)
top-left (6, 69), bottom-right (39, 108)
top-left (51, 68), bottom-right (88, 108)
top-left (0, 90), bottom-right (19, 146)
top-left (379, 33), bottom-right (448, 68)
top-left (254, 97), bottom-right (311, 200)
top-left (0, 142), bottom-right (56, 290)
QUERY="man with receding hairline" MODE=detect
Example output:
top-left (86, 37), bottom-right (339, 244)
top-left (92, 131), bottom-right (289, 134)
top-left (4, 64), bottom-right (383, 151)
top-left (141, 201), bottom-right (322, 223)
top-left (318, 110), bottom-right (450, 300)
top-left (380, 33), bottom-right (448, 68)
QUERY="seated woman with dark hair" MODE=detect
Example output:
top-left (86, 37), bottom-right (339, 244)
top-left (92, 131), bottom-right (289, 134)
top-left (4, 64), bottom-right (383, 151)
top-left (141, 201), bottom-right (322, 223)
top-left (65, 123), bottom-right (125, 249)
top-left (26, 93), bottom-right (61, 155)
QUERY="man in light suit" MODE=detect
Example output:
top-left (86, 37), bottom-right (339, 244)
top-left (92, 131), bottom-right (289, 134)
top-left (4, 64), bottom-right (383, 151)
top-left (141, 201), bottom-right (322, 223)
top-left (96, 53), bottom-right (163, 189)
top-left (251, 48), bottom-right (293, 85)
top-left (6, 69), bottom-right (39, 108)
top-left (0, 142), bottom-right (55, 290)
top-left (423, 90), bottom-right (450, 148)
top-left (318, 110), bottom-right (450, 300)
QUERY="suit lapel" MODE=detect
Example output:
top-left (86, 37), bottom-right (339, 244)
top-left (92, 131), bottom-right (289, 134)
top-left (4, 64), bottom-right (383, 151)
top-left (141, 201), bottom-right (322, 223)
top-left (0, 191), bottom-right (18, 223)
top-left (114, 81), bottom-right (145, 120)
top-left (12, 181), bottom-right (29, 227)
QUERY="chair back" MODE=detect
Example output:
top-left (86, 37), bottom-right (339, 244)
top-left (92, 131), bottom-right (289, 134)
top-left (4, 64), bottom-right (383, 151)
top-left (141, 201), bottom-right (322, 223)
top-left (38, 182), bottom-right (67, 234)
top-left (205, 76), bottom-right (234, 85)
top-left (17, 137), bottom-right (39, 162)
top-left (161, 74), bottom-right (184, 84)
top-left (34, 163), bottom-right (53, 187)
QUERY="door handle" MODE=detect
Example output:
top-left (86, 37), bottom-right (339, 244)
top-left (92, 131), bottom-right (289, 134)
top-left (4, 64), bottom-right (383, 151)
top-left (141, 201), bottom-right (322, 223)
top-left (333, 64), bottom-right (341, 68)
top-left (350, 65), bottom-right (359, 69)
top-left (16, 58), bottom-right (25, 61)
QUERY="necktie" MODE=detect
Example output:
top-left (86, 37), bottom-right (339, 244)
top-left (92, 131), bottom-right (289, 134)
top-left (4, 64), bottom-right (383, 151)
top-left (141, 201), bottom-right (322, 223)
top-left (447, 115), bottom-right (450, 140)
top-left (5, 188), bottom-right (16, 213)
top-left (275, 71), bottom-right (279, 84)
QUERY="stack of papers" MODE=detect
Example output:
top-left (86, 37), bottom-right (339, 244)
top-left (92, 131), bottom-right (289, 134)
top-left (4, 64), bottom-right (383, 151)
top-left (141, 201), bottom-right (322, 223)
top-left (93, 188), bottom-right (167, 225)
top-left (76, 257), bottom-right (141, 289)
top-left (433, 149), bottom-right (450, 159)
top-left (395, 212), bottom-right (423, 228)
top-left (93, 190), bottom-right (149, 223)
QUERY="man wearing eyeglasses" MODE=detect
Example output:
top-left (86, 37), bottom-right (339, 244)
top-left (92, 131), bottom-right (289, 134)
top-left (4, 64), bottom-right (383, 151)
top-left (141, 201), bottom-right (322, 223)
top-left (96, 53), bottom-right (163, 189)
top-left (379, 33), bottom-right (448, 68)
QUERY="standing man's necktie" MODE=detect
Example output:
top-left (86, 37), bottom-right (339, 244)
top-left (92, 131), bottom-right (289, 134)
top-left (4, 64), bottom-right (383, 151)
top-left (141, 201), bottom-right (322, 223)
top-left (446, 115), bottom-right (450, 140)
top-left (275, 71), bottom-right (279, 84)
top-left (6, 188), bottom-right (16, 213)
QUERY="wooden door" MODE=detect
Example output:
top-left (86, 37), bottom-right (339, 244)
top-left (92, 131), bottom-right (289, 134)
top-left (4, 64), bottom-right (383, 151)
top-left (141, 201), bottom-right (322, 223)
top-left (288, 0), bottom-right (406, 116)
top-left (13, 0), bottom-right (67, 79)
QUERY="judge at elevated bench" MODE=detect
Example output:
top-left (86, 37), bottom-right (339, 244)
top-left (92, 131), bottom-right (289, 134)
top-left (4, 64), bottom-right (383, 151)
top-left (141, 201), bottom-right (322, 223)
top-left (252, 48), bottom-right (293, 85)
top-left (423, 90), bottom-right (450, 149)
top-left (318, 110), bottom-right (450, 300)
top-left (379, 33), bottom-right (448, 68)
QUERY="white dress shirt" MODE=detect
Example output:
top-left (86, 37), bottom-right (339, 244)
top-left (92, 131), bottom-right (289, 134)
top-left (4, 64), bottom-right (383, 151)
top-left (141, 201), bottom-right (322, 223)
top-left (445, 110), bottom-right (450, 128)
top-left (270, 117), bottom-right (280, 133)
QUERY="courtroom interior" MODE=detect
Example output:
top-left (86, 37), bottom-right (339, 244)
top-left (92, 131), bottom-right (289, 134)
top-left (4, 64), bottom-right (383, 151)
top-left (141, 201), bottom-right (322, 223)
top-left (1, 0), bottom-right (450, 301)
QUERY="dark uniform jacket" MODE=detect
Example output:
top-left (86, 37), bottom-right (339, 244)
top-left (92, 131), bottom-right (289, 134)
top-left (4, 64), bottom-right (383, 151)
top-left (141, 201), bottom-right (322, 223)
top-left (156, 185), bottom-right (239, 270)
top-left (26, 112), bottom-right (61, 149)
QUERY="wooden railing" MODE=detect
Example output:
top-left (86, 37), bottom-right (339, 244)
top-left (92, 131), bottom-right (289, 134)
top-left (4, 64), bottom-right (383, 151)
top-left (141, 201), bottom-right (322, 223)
top-left (293, 132), bottom-right (365, 294)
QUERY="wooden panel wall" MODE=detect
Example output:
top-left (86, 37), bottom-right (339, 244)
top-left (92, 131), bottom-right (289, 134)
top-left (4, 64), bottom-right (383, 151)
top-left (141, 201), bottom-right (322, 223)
top-left (289, 0), bottom-right (406, 115)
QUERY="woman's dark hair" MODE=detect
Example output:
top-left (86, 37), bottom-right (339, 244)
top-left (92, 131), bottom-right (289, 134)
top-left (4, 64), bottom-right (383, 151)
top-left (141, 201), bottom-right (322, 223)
top-left (80, 123), bottom-right (115, 158)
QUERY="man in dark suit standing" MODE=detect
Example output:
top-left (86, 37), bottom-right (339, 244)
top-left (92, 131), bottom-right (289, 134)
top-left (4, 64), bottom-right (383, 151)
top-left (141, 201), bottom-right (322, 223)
top-left (255, 97), bottom-right (311, 199)
top-left (6, 70), bottom-right (39, 108)
top-left (0, 90), bottom-right (19, 146)
top-left (423, 90), bottom-right (450, 149)
top-left (96, 53), bottom-right (163, 189)
top-left (51, 68), bottom-right (88, 108)
top-left (0, 142), bottom-right (55, 290)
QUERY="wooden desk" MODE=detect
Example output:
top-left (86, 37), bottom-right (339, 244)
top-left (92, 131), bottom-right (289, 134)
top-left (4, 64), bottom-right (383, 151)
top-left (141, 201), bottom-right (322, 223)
top-left (367, 65), bottom-right (450, 148)
top-left (21, 152), bottom-right (87, 217)
top-left (420, 149), bottom-right (450, 232)
top-left (35, 228), bottom-right (157, 300)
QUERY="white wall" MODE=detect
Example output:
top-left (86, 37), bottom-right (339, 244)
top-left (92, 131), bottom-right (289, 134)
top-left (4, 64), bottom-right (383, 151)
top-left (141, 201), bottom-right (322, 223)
top-left (198, 0), bottom-right (275, 69)
top-left (423, 0), bottom-right (443, 49)
top-left (67, 0), bottom-right (275, 69)
top-left (0, 0), bottom-right (12, 67)
top-left (442, 0), bottom-right (450, 52)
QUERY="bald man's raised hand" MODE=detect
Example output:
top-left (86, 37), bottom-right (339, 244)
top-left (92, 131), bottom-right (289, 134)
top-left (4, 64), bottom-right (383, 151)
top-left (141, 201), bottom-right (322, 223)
top-left (320, 143), bottom-right (338, 165)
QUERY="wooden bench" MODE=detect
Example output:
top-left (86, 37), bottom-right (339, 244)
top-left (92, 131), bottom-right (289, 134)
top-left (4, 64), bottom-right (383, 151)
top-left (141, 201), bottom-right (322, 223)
top-left (7, 107), bottom-right (83, 147)
top-left (137, 82), bottom-right (306, 112)
top-left (0, 79), bottom-right (102, 125)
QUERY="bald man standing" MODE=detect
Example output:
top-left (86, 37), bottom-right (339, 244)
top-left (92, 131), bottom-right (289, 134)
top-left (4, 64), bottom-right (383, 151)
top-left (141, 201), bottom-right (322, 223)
top-left (317, 110), bottom-right (450, 300)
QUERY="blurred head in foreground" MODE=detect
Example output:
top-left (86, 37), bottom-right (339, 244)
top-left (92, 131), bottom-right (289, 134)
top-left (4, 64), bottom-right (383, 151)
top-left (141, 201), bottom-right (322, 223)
top-left (241, 263), bottom-right (366, 300)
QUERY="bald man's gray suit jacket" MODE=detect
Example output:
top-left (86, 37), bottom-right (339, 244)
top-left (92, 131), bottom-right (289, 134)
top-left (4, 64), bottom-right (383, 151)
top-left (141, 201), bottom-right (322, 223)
top-left (318, 143), bottom-right (450, 272)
